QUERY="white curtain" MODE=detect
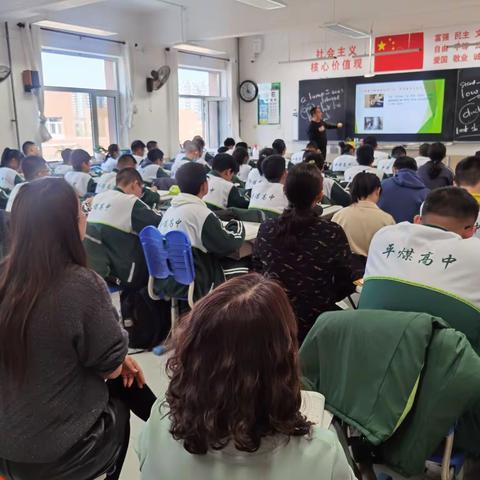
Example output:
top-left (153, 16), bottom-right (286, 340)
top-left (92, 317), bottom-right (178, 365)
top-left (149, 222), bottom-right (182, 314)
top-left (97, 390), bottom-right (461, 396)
top-left (165, 48), bottom-right (180, 158)
top-left (20, 24), bottom-right (51, 143)
top-left (119, 42), bottom-right (135, 145)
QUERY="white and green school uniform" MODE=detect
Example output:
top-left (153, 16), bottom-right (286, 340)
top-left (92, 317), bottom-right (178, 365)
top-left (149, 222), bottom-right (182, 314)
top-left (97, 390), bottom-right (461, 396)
top-left (170, 157), bottom-right (190, 178)
top-left (415, 156), bottom-right (430, 168)
top-left (0, 167), bottom-right (23, 193)
top-left (322, 175), bottom-right (351, 207)
top-left (85, 188), bottom-right (162, 287)
top-left (360, 222), bottom-right (480, 351)
top-left (331, 154), bottom-right (357, 173)
top-left (376, 157), bottom-right (395, 177)
top-left (140, 164), bottom-right (170, 184)
top-left (203, 171), bottom-right (249, 211)
top-left (343, 165), bottom-right (381, 184)
top-left (101, 157), bottom-right (117, 173)
top-left (65, 171), bottom-right (96, 197)
top-left (95, 171), bottom-right (117, 194)
top-left (249, 181), bottom-right (288, 217)
top-left (157, 193), bottom-right (245, 299)
top-left (53, 164), bottom-right (73, 176)
top-left (245, 168), bottom-right (265, 190)
top-left (5, 182), bottom-right (27, 212)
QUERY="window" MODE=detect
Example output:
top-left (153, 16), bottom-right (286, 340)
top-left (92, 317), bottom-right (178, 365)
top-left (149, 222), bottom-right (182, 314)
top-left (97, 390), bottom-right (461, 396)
top-left (46, 117), bottom-right (64, 136)
top-left (178, 67), bottom-right (226, 148)
top-left (41, 50), bottom-right (119, 161)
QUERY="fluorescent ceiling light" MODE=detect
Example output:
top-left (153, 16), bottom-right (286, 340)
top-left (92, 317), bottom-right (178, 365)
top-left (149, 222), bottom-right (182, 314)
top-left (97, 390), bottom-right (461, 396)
top-left (235, 0), bottom-right (286, 10)
top-left (34, 20), bottom-right (117, 37)
top-left (173, 43), bottom-right (227, 56)
top-left (323, 23), bottom-right (370, 39)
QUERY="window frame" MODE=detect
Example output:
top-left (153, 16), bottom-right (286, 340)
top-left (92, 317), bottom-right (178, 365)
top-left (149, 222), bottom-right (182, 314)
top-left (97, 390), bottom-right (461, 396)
top-left (177, 66), bottom-right (227, 149)
top-left (42, 49), bottom-right (121, 154)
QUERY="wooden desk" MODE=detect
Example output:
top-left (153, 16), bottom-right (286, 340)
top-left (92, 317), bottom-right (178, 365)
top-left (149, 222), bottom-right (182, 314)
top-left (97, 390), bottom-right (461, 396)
top-left (321, 205), bottom-right (343, 220)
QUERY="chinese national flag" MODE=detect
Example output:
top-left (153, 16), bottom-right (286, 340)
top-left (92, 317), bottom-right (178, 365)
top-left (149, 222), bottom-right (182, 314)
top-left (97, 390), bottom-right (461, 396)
top-left (374, 32), bottom-right (424, 72)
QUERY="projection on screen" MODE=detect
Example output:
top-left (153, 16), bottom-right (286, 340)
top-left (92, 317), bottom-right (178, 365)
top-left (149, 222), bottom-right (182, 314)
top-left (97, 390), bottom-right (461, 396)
top-left (355, 79), bottom-right (445, 135)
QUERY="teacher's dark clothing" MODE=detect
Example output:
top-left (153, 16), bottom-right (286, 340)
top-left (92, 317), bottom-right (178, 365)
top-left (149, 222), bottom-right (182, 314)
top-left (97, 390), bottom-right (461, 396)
top-left (307, 120), bottom-right (338, 160)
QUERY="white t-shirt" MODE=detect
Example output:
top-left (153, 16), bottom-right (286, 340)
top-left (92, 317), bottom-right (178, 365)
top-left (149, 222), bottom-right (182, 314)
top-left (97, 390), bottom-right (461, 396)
top-left (138, 391), bottom-right (355, 480)
top-left (5, 182), bottom-right (27, 212)
top-left (101, 157), bottom-right (118, 173)
top-left (249, 182), bottom-right (288, 215)
top-left (331, 154), bottom-right (357, 173)
top-left (343, 165), bottom-right (381, 183)
top-left (415, 156), bottom-right (430, 168)
top-left (238, 164), bottom-right (252, 182)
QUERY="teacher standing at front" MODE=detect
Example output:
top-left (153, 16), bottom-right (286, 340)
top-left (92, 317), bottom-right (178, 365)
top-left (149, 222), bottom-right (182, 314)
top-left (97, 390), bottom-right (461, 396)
top-left (307, 106), bottom-right (343, 161)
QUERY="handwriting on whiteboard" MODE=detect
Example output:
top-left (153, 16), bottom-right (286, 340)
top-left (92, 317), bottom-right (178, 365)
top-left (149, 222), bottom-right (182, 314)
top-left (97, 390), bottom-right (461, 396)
top-left (300, 88), bottom-right (345, 121)
top-left (456, 78), bottom-right (480, 137)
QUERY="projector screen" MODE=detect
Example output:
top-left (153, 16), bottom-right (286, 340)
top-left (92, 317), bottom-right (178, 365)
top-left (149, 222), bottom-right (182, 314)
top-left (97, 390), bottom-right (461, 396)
top-left (355, 79), bottom-right (445, 135)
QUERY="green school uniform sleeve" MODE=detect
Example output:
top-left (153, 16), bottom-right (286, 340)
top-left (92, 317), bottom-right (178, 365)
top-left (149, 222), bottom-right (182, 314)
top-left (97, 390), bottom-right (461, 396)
top-left (227, 186), bottom-right (250, 209)
top-left (330, 181), bottom-right (352, 207)
top-left (142, 188), bottom-right (161, 209)
top-left (87, 178), bottom-right (97, 194)
top-left (157, 168), bottom-right (170, 178)
top-left (201, 214), bottom-right (245, 257)
top-left (131, 199), bottom-right (162, 234)
top-left (14, 174), bottom-right (23, 185)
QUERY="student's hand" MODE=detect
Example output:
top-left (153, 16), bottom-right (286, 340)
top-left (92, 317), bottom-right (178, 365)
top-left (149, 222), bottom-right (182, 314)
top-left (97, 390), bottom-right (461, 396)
top-left (318, 126), bottom-right (326, 132)
top-left (337, 122), bottom-right (343, 128)
top-left (121, 356), bottom-right (146, 388)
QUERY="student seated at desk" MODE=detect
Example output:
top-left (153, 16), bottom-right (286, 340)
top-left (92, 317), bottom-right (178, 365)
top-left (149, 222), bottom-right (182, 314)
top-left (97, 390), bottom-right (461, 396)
top-left (193, 135), bottom-right (213, 167)
top-left (363, 135), bottom-right (388, 163)
top-left (131, 140), bottom-right (146, 165)
top-left (233, 146), bottom-right (251, 183)
top-left (455, 155), bottom-right (480, 237)
top-left (224, 137), bottom-right (236, 154)
top-left (331, 141), bottom-right (356, 173)
top-left (139, 148), bottom-right (169, 184)
top-left (245, 147), bottom-right (273, 190)
top-left (85, 168), bottom-right (162, 288)
top-left (304, 152), bottom-right (351, 207)
top-left (53, 148), bottom-right (73, 176)
top-left (377, 145), bottom-right (406, 179)
top-left (249, 154), bottom-right (289, 218)
top-left (65, 149), bottom-right (96, 197)
top-left (158, 162), bottom-right (245, 299)
top-left (360, 187), bottom-right (480, 352)
top-left (101, 144), bottom-right (120, 173)
top-left (332, 172), bottom-right (395, 258)
top-left (22, 140), bottom-right (40, 157)
top-left (0, 148), bottom-right (23, 193)
top-left (253, 163), bottom-right (354, 343)
top-left (343, 145), bottom-right (380, 184)
top-left (417, 142), bottom-right (453, 190)
top-left (378, 156), bottom-right (429, 223)
top-left (415, 142), bottom-right (431, 168)
top-left (96, 154), bottom-right (136, 194)
top-left (170, 142), bottom-right (201, 178)
top-left (6, 156), bottom-right (50, 212)
top-left (203, 153), bottom-right (249, 211)
top-left (272, 138), bottom-right (287, 157)
top-left (138, 273), bottom-right (355, 480)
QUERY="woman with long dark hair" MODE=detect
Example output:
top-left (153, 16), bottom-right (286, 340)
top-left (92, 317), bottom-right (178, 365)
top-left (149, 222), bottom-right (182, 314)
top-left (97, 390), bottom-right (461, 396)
top-left (138, 273), bottom-right (355, 479)
top-left (252, 163), bottom-right (354, 342)
top-left (417, 142), bottom-right (453, 190)
top-left (0, 177), bottom-right (155, 480)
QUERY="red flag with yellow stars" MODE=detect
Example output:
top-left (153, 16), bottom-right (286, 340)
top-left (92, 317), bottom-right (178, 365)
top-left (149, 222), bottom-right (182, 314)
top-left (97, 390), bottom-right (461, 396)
top-left (374, 32), bottom-right (424, 72)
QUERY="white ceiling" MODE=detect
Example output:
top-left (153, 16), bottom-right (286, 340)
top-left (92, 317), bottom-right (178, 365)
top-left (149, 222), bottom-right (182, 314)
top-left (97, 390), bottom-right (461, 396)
top-left (1, 0), bottom-right (480, 45)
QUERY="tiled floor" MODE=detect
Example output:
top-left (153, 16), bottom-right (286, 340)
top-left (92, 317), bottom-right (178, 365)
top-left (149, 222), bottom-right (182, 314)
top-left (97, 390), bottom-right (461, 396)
top-left (120, 351), bottom-right (170, 480)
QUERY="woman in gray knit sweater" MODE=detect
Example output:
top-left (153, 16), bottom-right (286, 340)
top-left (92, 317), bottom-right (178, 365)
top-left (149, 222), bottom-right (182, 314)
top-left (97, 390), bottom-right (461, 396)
top-left (0, 177), bottom-right (155, 480)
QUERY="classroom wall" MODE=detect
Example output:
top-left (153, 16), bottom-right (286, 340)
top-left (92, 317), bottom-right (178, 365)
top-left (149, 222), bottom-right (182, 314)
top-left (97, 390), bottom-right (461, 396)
top-left (238, 27), bottom-right (480, 157)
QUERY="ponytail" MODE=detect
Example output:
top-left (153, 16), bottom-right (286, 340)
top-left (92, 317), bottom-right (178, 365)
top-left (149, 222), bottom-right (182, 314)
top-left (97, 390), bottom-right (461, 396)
top-left (275, 208), bottom-right (318, 250)
top-left (427, 160), bottom-right (443, 180)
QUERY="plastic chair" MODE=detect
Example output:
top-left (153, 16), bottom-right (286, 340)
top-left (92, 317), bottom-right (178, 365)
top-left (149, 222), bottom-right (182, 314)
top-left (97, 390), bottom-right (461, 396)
top-left (139, 226), bottom-right (195, 331)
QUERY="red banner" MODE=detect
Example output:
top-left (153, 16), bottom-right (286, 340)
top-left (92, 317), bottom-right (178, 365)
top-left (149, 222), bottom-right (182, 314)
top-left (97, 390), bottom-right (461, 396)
top-left (374, 32), bottom-right (424, 72)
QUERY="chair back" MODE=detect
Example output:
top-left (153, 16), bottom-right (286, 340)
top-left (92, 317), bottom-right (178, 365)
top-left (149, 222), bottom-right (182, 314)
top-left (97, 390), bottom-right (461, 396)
top-left (139, 226), bottom-right (170, 279)
top-left (140, 227), bottom-right (195, 286)
top-left (165, 230), bottom-right (195, 285)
